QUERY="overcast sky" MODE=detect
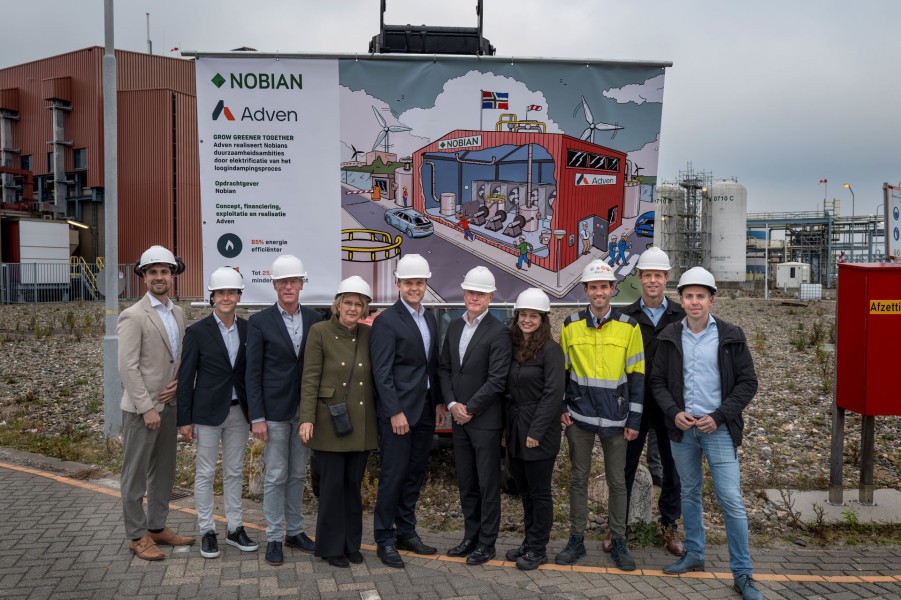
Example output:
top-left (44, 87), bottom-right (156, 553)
top-left (3, 0), bottom-right (898, 215)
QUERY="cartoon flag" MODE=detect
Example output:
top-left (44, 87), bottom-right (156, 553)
top-left (527, 105), bottom-right (543, 111)
top-left (170, 47), bottom-right (179, 52)
top-left (481, 90), bottom-right (509, 110)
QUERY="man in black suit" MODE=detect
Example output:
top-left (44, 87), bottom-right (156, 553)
top-left (439, 266), bottom-right (512, 565)
top-left (370, 254), bottom-right (445, 568)
top-left (621, 248), bottom-right (686, 557)
top-left (177, 267), bottom-right (258, 560)
top-left (246, 254), bottom-right (322, 566)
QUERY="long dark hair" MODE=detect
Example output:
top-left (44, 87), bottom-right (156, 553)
top-left (509, 309), bottom-right (551, 363)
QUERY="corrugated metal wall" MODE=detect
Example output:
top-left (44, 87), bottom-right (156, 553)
top-left (0, 47), bottom-right (202, 297)
top-left (0, 47), bottom-right (103, 183)
top-left (174, 91), bottom-right (201, 298)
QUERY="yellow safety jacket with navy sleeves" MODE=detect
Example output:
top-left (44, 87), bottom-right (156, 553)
top-left (560, 308), bottom-right (645, 436)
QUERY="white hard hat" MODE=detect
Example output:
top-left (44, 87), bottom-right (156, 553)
top-left (635, 247), bottom-right (672, 272)
top-left (208, 267), bottom-right (245, 291)
top-left (677, 266), bottom-right (717, 293)
top-left (336, 275), bottom-right (372, 301)
top-left (271, 254), bottom-right (307, 280)
top-left (138, 245), bottom-right (177, 271)
top-left (394, 254), bottom-right (431, 279)
top-left (581, 259), bottom-right (617, 283)
top-left (461, 266), bottom-right (497, 293)
top-left (514, 287), bottom-right (551, 313)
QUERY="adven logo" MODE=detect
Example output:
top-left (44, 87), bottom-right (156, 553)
top-left (212, 100), bottom-right (235, 121)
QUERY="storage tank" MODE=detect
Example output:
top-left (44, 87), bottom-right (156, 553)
top-left (706, 179), bottom-right (747, 283)
top-left (654, 183), bottom-right (685, 275)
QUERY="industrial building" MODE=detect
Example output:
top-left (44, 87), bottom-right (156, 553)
top-left (0, 47), bottom-right (202, 298)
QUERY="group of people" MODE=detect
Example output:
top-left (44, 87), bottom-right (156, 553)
top-left (117, 244), bottom-right (764, 600)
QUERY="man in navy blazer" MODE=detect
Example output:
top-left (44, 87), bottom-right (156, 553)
top-left (439, 266), bottom-right (512, 566)
top-left (370, 254), bottom-right (445, 568)
top-left (177, 267), bottom-right (258, 560)
top-left (246, 254), bottom-right (322, 566)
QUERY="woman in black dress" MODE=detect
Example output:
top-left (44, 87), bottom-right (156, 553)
top-left (504, 287), bottom-right (565, 570)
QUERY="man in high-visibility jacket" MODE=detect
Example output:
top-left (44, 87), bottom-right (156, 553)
top-left (555, 260), bottom-right (644, 572)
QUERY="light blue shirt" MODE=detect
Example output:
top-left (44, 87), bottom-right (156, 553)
top-left (640, 297), bottom-right (668, 327)
top-left (279, 304), bottom-right (303, 357)
top-left (402, 298), bottom-right (431, 390)
top-left (401, 299), bottom-right (431, 359)
top-left (449, 310), bottom-right (487, 410)
top-left (148, 293), bottom-right (179, 359)
top-left (681, 315), bottom-right (721, 417)
top-left (214, 312), bottom-right (239, 401)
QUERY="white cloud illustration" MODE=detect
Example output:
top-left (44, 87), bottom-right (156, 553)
top-left (603, 74), bottom-right (665, 105)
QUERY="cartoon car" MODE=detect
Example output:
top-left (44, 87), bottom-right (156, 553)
top-left (384, 208), bottom-right (434, 238)
top-left (635, 211), bottom-right (655, 237)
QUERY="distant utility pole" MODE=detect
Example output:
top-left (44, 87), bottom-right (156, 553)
top-left (103, 0), bottom-right (121, 437)
top-left (146, 13), bottom-right (152, 54)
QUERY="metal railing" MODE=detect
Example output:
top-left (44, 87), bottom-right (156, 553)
top-left (0, 262), bottom-right (145, 304)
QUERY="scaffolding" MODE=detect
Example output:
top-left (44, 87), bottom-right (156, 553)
top-left (671, 163), bottom-right (711, 279)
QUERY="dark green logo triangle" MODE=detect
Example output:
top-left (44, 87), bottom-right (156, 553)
top-left (211, 73), bottom-right (226, 88)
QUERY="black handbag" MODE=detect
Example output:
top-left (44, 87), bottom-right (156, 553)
top-left (320, 336), bottom-right (358, 437)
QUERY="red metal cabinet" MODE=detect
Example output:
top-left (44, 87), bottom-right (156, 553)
top-left (835, 263), bottom-right (901, 415)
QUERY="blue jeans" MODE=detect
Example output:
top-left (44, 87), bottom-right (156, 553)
top-left (263, 417), bottom-right (309, 542)
top-left (670, 425), bottom-right (752, 577)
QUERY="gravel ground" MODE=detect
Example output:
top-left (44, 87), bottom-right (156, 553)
top-left (0, 296), bottom-right (898, 541)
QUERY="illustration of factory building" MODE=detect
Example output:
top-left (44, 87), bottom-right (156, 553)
top-left (411, 128), bottom-right (630, 276)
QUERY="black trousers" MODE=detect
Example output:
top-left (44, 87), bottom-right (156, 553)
top-left (452, 424), bottom-right (501, 545)
top-left (624, 410), bottom-right (681, 525)
top-left (373, 417), bottom-right (434, 546)
top-left (313, 449), bottom-right (369, 557)
top-left (508, 455), bottom-right (555, 554)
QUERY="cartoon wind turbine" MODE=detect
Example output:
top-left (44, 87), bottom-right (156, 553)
top-left (575, 96), bottom-right (623, 142)
top-left (371, 106), bottom-right (412, 152)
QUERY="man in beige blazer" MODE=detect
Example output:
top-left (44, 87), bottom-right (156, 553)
top-left (119, 245), bottom-right (194, 560)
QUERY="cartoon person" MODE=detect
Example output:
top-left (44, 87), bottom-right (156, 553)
top-left (514, 236), bottom-right (533, 270)
top-left (458, 213), bottom-right (474, 241)
top-left (617, 237), bottom-right (629, 266)
top-left (580, 222), bottom-right (592, 256)
top-left (402, 186), bottom-right (409, 208)
top-left (608, 235), bottom-right (618, 267)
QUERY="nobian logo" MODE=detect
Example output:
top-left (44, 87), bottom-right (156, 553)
top-left (212, 100), bottom-right (235, 121)
top-left (211, 72), bottom-right (302, 90)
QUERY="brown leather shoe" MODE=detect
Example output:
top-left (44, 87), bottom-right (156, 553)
top-left (663, 524), bottom-right (685, 556)
top-left (149, 527), bottom-right (195, 546)
top-left (129, 535), bottom-right (165, 561)
top-left (601, 530), bottom-right (612, 553)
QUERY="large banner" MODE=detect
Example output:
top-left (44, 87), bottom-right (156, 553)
top-left (195, 55), bottom-right (669, 304)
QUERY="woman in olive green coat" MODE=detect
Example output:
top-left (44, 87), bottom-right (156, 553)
top-left (299, 276), bottom-right (378, 568)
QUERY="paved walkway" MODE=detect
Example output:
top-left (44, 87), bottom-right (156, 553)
top-left (2, 460), bottom-right (900, 600)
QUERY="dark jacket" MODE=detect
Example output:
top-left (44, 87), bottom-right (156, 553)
top-left (620, 298), bottom-right (685, 424)
top-left (176, 313), bottom-right (248, 427)
top-left (505, 339), bottom-right (565, 461)
top-left (369, 299), bottom-right (439, 426)
top-left (438, 311), bottom-right (512, 430)
top-left (299, 316), bottom-right (378, 452)
top-left (650, 316), bottom-right (758, 447)
top-left (246, 303), bottom-right (322, 423)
